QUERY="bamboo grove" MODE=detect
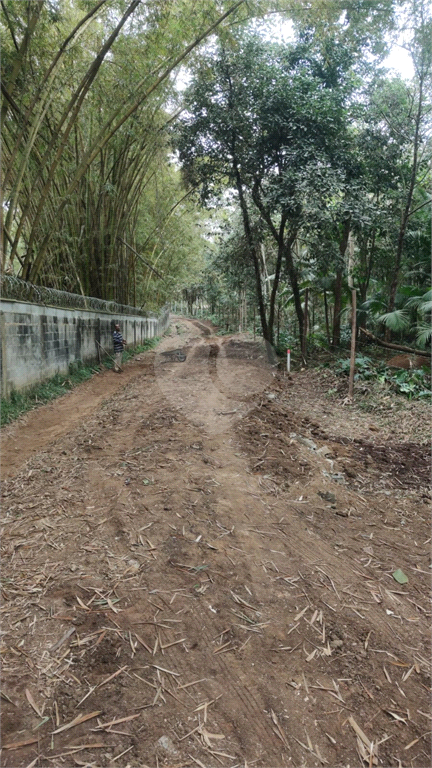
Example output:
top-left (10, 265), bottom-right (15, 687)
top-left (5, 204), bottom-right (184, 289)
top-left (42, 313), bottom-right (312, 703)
top-left (1, 0), bottom-right (253, 306)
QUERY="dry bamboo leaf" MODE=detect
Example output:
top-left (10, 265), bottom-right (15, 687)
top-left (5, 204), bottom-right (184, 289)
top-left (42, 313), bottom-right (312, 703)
top-left (50, 743), bottom-right (105, 758)
top-left (404, 731), bottom-right (431, 750)
top-left (1, 691), bottom-right (16, 706)
top-left (25, 688), bottom-right (42, 717)
top-left (213, 640), bottom-right (231, 654)
top-left (51, 710), bottom-right (102, 735)
top-left (177, 678), bottom-right (207, 690)
top-left (348, 716), bottom-right (371, 748)
top-left (112, 744), bottom-right (133, 761)
top-left (134, 633), bottom-right (152, 653)
top-left (383, 666), bottom-right (392, 683)
top-left (188, 755), bottom-right (207, 768)
top-left (357, 735), bottom-right (369, 763)
top-left (402, 665), bottom-right (414, 682)
top-left (178, 725), bottom-right (201, 741)
top-left (201, 727), bottom-right (225, 748)
top-left (76, 686), bottom-right (97, 708)
top-left (205, 747), bottom-right (236, 760)
top-left (230, 591), bottom-right (258, 611)
top-left (270, 709), bottom-right (290, 748)
top-left (49, 626), bottom-right (76, 655)
top-left (237, 635), bottom-right (252, 653)
top-left (417, 710), bottom-right (432, 721)
top-left (385, 711), bottom-right (407, 724)
top-left (3, 736), bottom-right (39, 750)
top-left (294, 606), bottom-right (309, 621)
top-left (76, 596), bottom-right (90, 611)
top-left (98, 665), bottom-right (128, 689)
top-left (106, 597), bottom-right (120, 614)
top-left (152, 664), bottom-right (179, 677)
top-left (286, 622), bottom-right (300, 635)
top-left (94, 713), bottom-right (141, 729)
top-left (160, 638), bottom-right (186, 650)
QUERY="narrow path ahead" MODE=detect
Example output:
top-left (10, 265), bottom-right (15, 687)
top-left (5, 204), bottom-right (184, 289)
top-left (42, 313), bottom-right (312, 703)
top-left (1, 319), bottom-right (430, 767)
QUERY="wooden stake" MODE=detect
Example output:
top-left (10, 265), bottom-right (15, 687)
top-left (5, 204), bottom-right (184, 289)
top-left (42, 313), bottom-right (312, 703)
top-left (348, 288), bottom-right (357, 400)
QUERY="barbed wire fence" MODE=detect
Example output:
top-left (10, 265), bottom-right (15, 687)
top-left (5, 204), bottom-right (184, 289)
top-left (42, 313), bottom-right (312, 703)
top-left (0, 275), bottom-right (162, 318)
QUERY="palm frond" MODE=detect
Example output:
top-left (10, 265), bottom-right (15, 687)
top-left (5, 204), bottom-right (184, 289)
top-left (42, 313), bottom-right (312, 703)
top-left (359, 297), bottom-right (386, 313)
top-left (419, 300), bottom-right (432, 314)
top-left (405, 289), bottom-right (432, 311)
top-left (377, 310), bottom-right (410, 332)
top-left (415, 322), bottom-right (432, 349)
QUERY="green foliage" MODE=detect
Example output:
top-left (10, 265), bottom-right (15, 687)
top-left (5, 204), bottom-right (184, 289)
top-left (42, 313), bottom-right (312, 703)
top-left (377, 309), bottom-right (410, 332)
top-left (334, 354), bottom-right (431, 400)
top-left (0, 339), bottom-right (160, 425)
top-left (122, 338), bottom-right (159, 362)
top-left (388, 367), bottom-right (431, 399)
top-left (360, 285), bottom-right (432, 347)
top-left (1, 360), bottom-right (95, 426)
top-left (274, 330), bottom-right (297, 357)
top-left (335, 354), bottom-right (375, 378)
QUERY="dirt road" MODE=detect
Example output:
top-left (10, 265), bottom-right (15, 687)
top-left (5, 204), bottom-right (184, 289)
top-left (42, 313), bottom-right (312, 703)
top-left (1, 318), bottom-right (430, 767)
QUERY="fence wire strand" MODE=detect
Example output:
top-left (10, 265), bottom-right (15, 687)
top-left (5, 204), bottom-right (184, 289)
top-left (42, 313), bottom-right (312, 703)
top-left (0, 275), bottom-right (159, 318)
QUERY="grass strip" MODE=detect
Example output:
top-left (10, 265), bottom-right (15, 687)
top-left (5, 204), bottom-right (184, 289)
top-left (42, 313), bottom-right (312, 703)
top-left (1, 338), bottom-right (159, 426)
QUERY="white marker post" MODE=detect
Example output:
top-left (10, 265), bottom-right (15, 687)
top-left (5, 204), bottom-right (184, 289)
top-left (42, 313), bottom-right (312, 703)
top-left (287, 348), bottom-right (291, 373)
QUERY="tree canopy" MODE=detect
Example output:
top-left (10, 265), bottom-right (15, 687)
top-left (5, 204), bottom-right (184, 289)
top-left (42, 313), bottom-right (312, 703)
top-left (175, 0), bottom-right (431, 351)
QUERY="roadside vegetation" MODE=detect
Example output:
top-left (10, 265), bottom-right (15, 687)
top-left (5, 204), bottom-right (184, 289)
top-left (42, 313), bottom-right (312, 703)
top-left (0, 339), bottom-right (158, 426)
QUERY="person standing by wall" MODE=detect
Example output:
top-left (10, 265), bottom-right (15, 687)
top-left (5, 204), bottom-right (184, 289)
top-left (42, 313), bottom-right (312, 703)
top-left (113, 322), bottom-right (126, 372)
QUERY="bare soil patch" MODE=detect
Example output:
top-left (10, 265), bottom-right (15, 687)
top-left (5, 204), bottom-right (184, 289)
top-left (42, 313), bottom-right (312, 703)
top-left (1, 318), bottom-right (430, 768)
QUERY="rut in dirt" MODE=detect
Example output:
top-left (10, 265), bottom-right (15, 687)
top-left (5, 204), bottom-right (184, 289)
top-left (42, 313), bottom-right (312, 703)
top-left (1, 318), bottom-right (430, 768)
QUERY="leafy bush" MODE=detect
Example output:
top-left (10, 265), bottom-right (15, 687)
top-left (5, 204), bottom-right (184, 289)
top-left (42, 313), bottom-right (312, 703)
top-left (388, 367), bottom-right (431, 399)
top-left (338, 325), bottom-right (353, 349)
top-left (335, 354), bottom-right (375, 378)
top-left (306, 330), bottom-right (331, 352)
top-left (274, 330), bottom-right (297, 357)
top-left (334, 355), bottom-right (431, 399)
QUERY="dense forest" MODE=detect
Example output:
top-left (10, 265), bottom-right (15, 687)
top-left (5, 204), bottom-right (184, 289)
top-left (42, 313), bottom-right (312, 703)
top-left (1, 0), bottom-right (431, 354)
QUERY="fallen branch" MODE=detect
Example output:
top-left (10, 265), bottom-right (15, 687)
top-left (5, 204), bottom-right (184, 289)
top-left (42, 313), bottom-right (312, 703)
top-left (359, 328), bottom-right (429, 357)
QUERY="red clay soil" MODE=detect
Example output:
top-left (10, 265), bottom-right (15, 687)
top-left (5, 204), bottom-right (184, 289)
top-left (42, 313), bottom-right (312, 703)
top-left (1, 317), bottom-right (430, 768)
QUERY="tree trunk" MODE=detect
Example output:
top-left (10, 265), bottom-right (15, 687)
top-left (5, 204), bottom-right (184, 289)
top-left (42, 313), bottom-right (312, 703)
top-left (387, 69), bottom-right (425, 337)
top-left (323, 290), bottom-right (331, 345)
top-left (332, 219), bottom-right (350, 349)
top-left (348, 289), bottom-right (357, 399)
top-left (332, 269), bottom-right (343, 349)
top-left (232, 162), bottom-right (270, 343)
top-left (284, 239), bottom-right (304, 357)
top-left (302, 287), bottom-right (309, 358)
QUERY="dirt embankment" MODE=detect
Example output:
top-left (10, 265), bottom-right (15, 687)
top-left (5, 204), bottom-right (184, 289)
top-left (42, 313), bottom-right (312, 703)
top-left (1, 317), bottom-right (430, 768)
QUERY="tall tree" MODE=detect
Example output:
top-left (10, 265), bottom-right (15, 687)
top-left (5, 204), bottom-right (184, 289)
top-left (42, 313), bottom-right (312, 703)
top-left (176, 32), bottom-right (352, 347)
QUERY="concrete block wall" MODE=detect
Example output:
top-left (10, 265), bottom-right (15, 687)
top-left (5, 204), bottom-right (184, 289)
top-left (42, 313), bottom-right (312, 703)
top-left (0, 300), bottom-right (170, 397)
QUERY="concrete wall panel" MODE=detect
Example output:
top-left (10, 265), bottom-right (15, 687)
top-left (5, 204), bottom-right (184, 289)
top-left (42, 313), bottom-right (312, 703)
top-left (0, 300), bottom-right (169, 396)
